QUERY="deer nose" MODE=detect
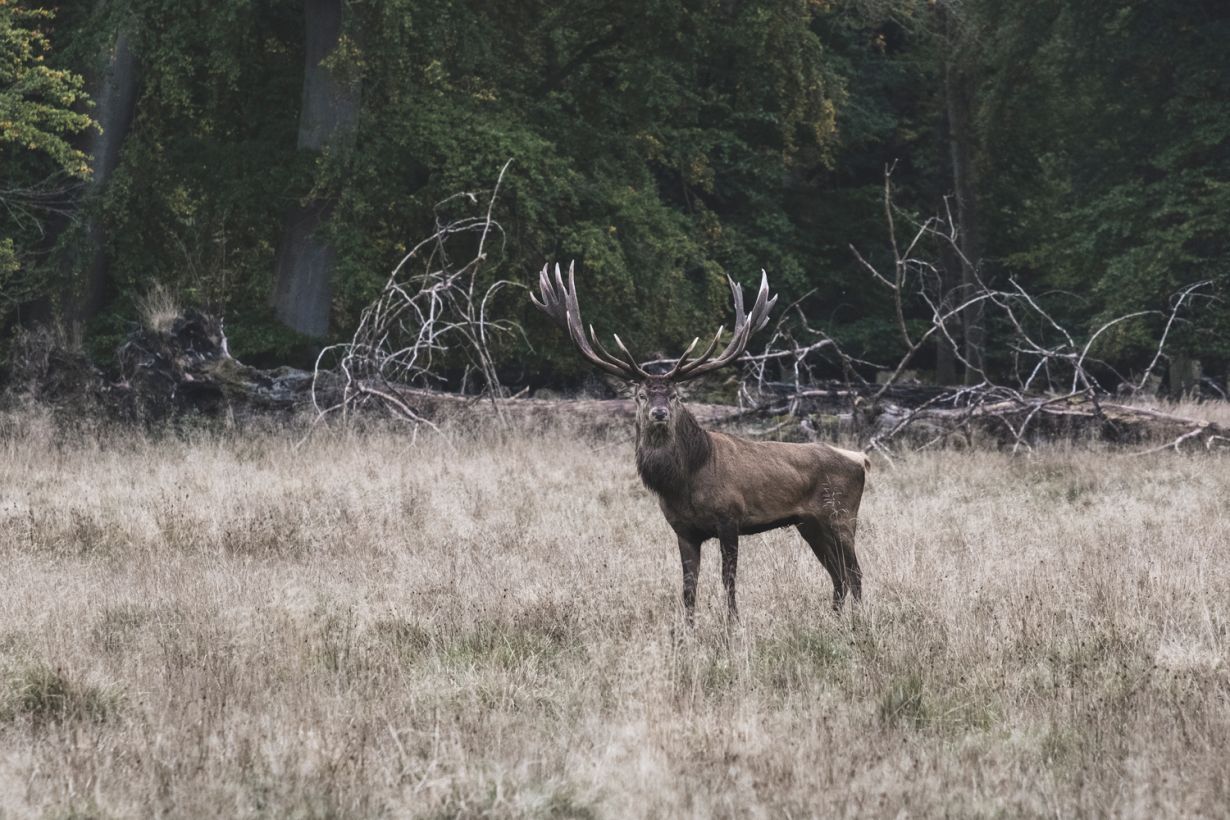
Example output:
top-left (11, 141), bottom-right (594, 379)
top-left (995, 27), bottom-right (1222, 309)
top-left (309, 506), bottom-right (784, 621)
top-left (650, 407), bottom-right (669, 421)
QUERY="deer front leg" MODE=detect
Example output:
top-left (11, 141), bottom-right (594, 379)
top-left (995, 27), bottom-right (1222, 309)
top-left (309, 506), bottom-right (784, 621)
top-left (718, 528), bottom-right (739, 620)
top-left (677, 534), bottom-right (701, 626)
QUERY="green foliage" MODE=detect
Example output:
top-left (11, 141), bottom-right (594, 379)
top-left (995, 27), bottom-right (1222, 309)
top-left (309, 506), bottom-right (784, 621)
top-left (0, 1), bottom-right (94, 177)
top-left (0, 0), bottom-right (1226, 384)
top-left (318, 0), bottom-right (850, 375)
top-left (0, 2), bottom-right (95, 338)
top-left (975, 0), bottom-right (1230, 364)
top-left (79, 0), bottom-right (304, 358)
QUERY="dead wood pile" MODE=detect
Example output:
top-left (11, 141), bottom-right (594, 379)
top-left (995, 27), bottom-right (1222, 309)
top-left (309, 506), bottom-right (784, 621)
top-left (3, 309), bottom-right (1226, 456)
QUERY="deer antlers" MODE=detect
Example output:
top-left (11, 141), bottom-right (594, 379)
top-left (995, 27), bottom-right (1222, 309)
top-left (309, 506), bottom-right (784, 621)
top-left (531, 261), bottom-right (777, 382)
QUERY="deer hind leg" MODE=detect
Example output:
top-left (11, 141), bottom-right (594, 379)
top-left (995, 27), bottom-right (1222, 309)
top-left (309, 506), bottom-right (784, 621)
top-left (798, 519), bottom-right (861, 611)
top-left (797, 520), bottom-right (843, 610)
top-left (833, 511), bottom-right (862, 603)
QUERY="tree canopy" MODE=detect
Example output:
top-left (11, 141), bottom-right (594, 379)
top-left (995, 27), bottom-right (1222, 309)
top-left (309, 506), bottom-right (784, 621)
top-left (1, 0), bottom-right (1227, 388)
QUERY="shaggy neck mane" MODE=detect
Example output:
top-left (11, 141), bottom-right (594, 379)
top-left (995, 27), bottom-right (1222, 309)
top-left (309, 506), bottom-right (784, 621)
top-left (636, 404), bottom-right (712, 497)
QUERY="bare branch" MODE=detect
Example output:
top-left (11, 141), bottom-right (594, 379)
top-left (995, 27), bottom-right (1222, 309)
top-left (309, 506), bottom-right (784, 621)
top-left (1131, 281), bottom-right (1214, 393)
top-left (310, 161), bottom-right (521, 434)
top-left (732, 166), bottom-right (1223, 455)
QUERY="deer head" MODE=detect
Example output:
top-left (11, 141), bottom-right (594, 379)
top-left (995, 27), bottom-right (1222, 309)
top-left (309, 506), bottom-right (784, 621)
top-left (531, 261), bottom-right (777, 434)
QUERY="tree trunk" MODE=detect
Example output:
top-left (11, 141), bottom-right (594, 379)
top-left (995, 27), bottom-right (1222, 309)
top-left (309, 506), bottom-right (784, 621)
top-left (941, 6), bottom-right (984, 384)
top-left (271, 0), bottom-right (360, 338)
top-left (78, 29), bottom-right (139, 324)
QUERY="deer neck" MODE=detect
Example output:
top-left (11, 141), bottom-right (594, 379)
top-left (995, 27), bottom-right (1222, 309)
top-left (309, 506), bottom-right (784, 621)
top-left (635, 404), bottom-right (711, 498)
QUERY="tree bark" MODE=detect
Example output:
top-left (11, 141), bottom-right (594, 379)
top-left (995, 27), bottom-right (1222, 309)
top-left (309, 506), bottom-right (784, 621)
top-left (941, 5), bottom-right (984, 384)
top-left (78, 29), bottom-right (139, 324)
top-left (271, 0), bottom-right (359, 338)
top-left (935, 245), bottom-right (959, 384)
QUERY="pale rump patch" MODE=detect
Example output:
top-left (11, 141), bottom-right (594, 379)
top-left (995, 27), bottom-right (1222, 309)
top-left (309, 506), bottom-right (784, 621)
top-left (831, 445), bottom-right (871, 474)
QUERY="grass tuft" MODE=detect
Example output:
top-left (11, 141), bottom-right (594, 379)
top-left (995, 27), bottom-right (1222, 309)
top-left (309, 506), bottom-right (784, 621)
top-left (1, 664), bottom-right (121, 725)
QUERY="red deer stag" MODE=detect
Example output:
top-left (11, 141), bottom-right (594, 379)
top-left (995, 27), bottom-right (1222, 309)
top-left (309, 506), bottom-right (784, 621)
top-left (532, 262), bottom-right (869, 622)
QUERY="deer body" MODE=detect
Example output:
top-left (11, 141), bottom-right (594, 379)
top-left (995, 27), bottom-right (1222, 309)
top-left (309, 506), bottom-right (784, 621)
top-left (532, 262), bottom-right (868, 622)
top-left (645, 430), bottom-right (867, 541)
top-left (635, 387), bottom-right (867, 618)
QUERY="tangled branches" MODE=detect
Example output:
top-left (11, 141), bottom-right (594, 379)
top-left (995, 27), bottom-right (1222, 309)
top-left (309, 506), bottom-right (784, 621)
top-left (310, 161), bottom-right (522, 435)
top-left (739, 166), bottom-right (1223, 458)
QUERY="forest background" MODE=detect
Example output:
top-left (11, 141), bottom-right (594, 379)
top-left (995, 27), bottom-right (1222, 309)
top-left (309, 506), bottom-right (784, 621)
top-left (2, 0), bottom-right (1227, 392)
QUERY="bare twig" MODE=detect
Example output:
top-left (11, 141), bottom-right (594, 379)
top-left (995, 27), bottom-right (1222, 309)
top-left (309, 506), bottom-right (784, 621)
top-left (309, 160), bottom-right (522, 435)
top-left (728, 165), bottom-right (1220, 455)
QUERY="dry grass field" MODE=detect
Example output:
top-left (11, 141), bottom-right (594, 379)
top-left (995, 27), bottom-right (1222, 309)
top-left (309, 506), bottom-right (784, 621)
top-left (0, 409), bottom-right (1227, 818)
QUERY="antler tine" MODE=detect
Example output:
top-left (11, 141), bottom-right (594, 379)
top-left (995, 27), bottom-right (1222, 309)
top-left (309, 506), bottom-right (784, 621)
top-left (752, 269), bottom-right (777, 331)
top-left (588, 327), bottom-right (647, 379)
top-left (730, 275), bottom-right (747, 328)
top-left (529, 263), bottom-right (560, 318)
top-left (561, 261), bottom-right (651, 378)
top-left (661, 335), bottom-right (700, 378)
top-left (609, 334), bottom-right (652, 379)
top-left (665, 326), bottom-right (722, 378)
top-left (530, 261), bottom-right (642, 380)
top-left (674, 270), bottom-right (777, 380)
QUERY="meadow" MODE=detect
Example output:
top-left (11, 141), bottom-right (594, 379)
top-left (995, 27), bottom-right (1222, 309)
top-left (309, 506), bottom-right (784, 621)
top-left (0, 410), bottom-right (1227, 818)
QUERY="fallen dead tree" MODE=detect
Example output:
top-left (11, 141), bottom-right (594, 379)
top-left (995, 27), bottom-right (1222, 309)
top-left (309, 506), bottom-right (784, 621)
top-left (3, 304), bottom-right (1224, 454)
top-left (114, 309), bottom-right (317, 420)
top-left (720, 377), bottom-right (1229, 455)
top-left (288, 162), bottom-right (1227, 453)
top-left (2, 308), bottom-right (746, 433)
top-left (10, 163), bottom-right (1222, 454)
top-left (3, 310), bottom-right (325, 423)
top-left (730, 166), bottom-right (1228, 457)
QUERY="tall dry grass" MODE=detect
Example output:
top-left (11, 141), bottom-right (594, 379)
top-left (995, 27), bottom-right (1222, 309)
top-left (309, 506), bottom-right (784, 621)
top-left (0, 410), bottom-right (1227, 817)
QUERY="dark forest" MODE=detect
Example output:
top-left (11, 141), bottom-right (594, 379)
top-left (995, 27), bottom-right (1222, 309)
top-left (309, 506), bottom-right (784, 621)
top-left (3, 0), bottom-right (1227, 391)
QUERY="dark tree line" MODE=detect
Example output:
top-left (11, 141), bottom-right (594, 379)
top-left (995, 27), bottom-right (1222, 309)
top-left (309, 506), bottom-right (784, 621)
top-left (2, 0), bottom-right (1227, 391)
